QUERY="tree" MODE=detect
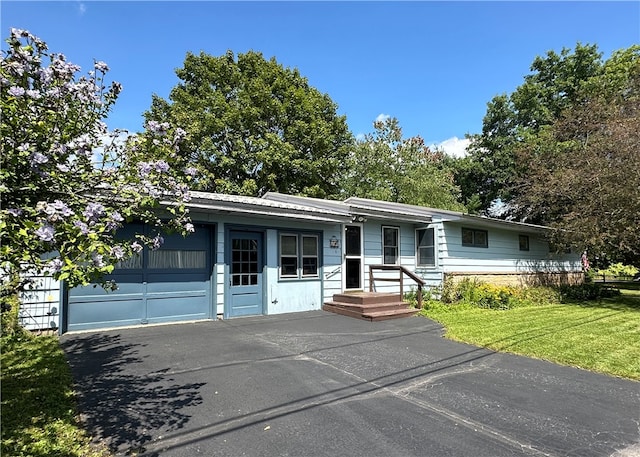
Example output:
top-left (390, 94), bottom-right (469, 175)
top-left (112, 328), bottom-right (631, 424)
top-left (0, 29), bottom-right (194, 313)
top-left (513, 48), bottom-right (640, 264)
top-left (145, 50), bottom-right (353, 198)
top-left (342, 117), bottom-right (465, 211)
top-left (458, 43), bottom-right (607, 214)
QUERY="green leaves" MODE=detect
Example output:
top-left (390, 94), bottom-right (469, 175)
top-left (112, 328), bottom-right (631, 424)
top-left (1, 29), bottom-right (193, 299)
top-left (146, 50), bottom-right (353, 198)
top-left (343, 117), bottom-right (465, 211)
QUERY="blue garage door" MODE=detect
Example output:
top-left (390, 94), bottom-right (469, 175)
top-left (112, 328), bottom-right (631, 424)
top-left (67, 224), bottom-right (214, 332)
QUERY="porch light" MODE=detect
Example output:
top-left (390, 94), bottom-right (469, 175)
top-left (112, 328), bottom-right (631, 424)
top-left (329, 236), bottom-right (339, 249)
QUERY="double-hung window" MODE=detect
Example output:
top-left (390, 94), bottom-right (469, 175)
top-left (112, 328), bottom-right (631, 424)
top-left (279, 233), bottom-right (319, 279)
top-left (416, 228), bottom-right (435, 267)
top-left (462, 228), bottom-right (488, 248)
top-left (382, 226), bottom-right (399, 265)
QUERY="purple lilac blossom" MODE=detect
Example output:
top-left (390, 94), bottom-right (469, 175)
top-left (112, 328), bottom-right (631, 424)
top-left (131, 241), bottom-right (143, 253)
top-left (110, 245), bottom-right (125, 260)
top-left (53, 200), bottom-right (73, 217)
top-left (26, 89), bottom-right (41, 99)
top-left (10, 28), bottom-right (30, 38)
top-left (94, 61), bottom-right (109, 72)
top-left (146, 120), bottom-right (170, 135)
top-left (105, 211), bottom-right (124, 230)
top-left (174, 128), bottom-right (187, 140)
top-left (30, 152), bottom-right (48, 165)
top-left (184, 167), bottom-right (197, 177)
top-left (7, 208), bottom-right (23, 217)
top-left (74, 221), bottom-right (90, 235)
top-left (151, 235), bottom-right (164, 250)
top-left (35, 224), bottom-right (55, 242)
top-left (154, 161), bottom-right (170, 173)
top-left (138, 162), bottom-right (153, 177)
top-left (45, 258), bottom-right (64, 274)
top-left (91, 252), bottom-right (105, 268)
top-left (83, 202), bottom-right (105, 223)
top-left (185, 223), bottom-right (195, 233)
top-left (43, 203), bottom-right (57, 217)
top-left (8, 86), bottom-right (25, 97)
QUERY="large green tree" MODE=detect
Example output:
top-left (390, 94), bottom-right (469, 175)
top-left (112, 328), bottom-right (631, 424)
top-left (145, 50), bottom-right (353, 198)
top-left (513, 47), bottom-right (640, 264)
top-left (342, 117), bottom-right (465, 211)
top-left (457, 43), bottom-right (607, 214)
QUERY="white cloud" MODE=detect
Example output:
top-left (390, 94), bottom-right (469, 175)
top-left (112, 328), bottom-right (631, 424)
top-left (77, 2), bottom-right (86, 15)
top-left (375, 113), bottom-right (390, 123)
top-left (433, 136), bottom-right (471, 158)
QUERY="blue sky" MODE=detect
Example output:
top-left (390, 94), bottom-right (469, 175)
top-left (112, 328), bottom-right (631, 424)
top-left (2, 1), bottom-right (639, 155)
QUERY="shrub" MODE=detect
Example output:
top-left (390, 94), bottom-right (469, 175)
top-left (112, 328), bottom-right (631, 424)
top-left (559, 282), bottom-right (621, 301)
top-left (1, 294), bottom-right (21, 338)
top-left (593, 263), bottom-right (639, 280)
top-left (437, 277), bottom-right (563, 310)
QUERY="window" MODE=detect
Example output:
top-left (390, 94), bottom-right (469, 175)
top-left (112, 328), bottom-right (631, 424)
top-left (462, 228), bottom-right (488, 248)
top-left (383, 227), bottom-right (399, 265)
top-left (115, 254), bottom-right (142, 270)
top-left (519, 235), bottom-right (530, 251)
top-left (416, 228), bottom-right (435, 267)
top-left (302, 235), bottom-right (318, 277)
top-left (231, 237), bottom-right (259, 286)
top-left (279, 233), bottom-right (319, 279)
top-left (149, 250), bottom-right (207, 269)
top-left (280, 234), bottom-right (298, 277)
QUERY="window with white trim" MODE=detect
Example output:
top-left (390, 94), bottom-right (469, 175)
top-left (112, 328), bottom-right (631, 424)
top-left (280, 234), bottom-right (298, 277)
top-left (279, 233), bottom-right (319, 279)
top-left (416, 228), bottom-right (435, 267)
top-left (382, 226), bottom-right (399, 265)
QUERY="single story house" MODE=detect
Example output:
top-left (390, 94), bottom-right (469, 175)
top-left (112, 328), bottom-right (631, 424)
top-left (20, 192), bottom-right (582, 334)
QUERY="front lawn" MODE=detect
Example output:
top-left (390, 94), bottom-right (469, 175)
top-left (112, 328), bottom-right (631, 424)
top-left (1, 330), bottom-right (108, 457)
top-left (420, 290), bottom-right (640, 380)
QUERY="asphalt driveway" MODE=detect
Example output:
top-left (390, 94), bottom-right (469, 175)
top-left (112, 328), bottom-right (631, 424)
top-left (60, 311), bottom-right (640, 457)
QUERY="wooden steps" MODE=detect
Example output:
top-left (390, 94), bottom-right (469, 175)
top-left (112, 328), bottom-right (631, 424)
top-left (323, 292), bottom-right (418, 321)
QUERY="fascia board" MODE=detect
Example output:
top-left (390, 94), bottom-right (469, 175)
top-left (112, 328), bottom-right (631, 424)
top-left (185, 201), bottom-right (352, 224)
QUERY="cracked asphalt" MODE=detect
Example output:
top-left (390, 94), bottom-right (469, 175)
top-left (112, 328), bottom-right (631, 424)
top-left (60, 311), bottom-right (640, 457)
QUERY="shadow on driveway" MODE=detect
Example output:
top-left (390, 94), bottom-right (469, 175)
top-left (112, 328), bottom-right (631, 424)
top-left (61, 334), bottom-right (205, 455)
top-left (61, 311), bottom-right (640, 457)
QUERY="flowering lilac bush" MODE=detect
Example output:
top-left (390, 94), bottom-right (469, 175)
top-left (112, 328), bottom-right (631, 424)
top-left (0, 29), bottom-right (196, 301)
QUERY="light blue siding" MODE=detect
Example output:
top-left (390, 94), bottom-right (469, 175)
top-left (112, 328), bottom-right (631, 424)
top-left (439, 222), bottom-right (580, 273)
top-left (187, 211), bottom-right (344, 317)
top-left (362, 221), bottom-right (431, 294)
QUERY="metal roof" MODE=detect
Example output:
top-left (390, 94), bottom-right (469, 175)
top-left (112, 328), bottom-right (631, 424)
top-left (172, 191), bottom-right (551, 233)
top-left (184, 191), bottom-right (353, 223)
top-left (344, 197), bottom-right (433, 224)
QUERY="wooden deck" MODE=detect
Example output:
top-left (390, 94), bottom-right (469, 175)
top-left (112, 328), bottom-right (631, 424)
top-left (323, 292), bottom-right (418, 321)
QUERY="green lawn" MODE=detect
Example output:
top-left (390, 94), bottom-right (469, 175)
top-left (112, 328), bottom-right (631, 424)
top-left (420, 290), bottom-right (640, 380)
top-left (1, 330), bottom-right (108, 457)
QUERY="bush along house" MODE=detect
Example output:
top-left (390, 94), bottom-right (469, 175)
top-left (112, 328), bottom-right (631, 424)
top-left (28, 192), bottom-right (582, 333)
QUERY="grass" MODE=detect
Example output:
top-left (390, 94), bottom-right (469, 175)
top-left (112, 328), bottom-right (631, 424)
top-left (1, 329), bottom-right (108, 457)
top-left (420, 289), bottom-right (640, 380)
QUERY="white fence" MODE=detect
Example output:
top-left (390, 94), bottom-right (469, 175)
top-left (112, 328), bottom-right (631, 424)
top-left (18, 274), bottom-right (61, 331)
